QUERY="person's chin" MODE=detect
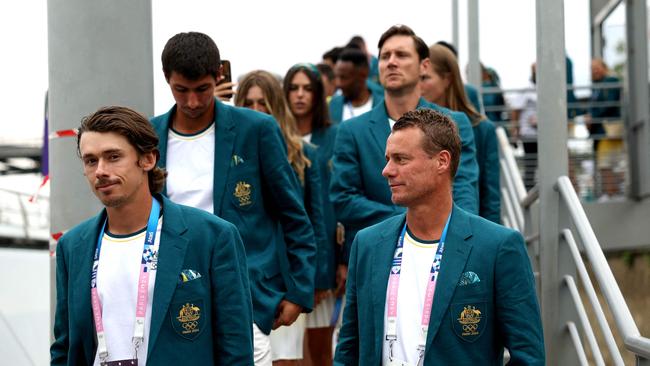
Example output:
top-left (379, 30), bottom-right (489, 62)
top-left (182, 108), bottom-right (206, 120)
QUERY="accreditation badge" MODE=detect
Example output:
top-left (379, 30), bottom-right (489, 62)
top-left (170, 300), bottom-right (205, 340)
top-left (451, 302), bottom-right (487, 342)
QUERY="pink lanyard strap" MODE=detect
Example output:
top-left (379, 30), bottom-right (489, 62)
top-left (385, 212), bottom-right (451, 364)
top-left (90, 199), bottom-right (160, 363)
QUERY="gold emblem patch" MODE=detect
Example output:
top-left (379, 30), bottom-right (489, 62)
top-left (457, 305), bottom-right (482, 336)
top-left (177, 303), bottom-right (201, 335)
top-left (234, 181), bottom-right (252, 206)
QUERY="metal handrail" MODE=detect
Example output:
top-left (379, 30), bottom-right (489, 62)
top-left (557, 176), bottom-right (650, 360)
top-left (562, 229), bottom-right (624, 365)
top-left (563, 274), bottom-right (607, 366)
top-left (566, 321), bottom-right (590, 366)
top-left (0, 187), bottom-right (49, 241)
top-left (521, 184), bottom-right (539, 209)
top-left (496, 127), bottom-right (527, 201)
top-left (497, 119), bottom-right (649, 362)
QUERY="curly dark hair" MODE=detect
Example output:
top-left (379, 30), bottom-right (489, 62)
top-left (161, 32), bottom-right (220, 80)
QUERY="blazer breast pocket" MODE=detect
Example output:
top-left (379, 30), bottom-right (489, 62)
top-left (170, 277), bottom-right (208, 341)
top-left (452, 281), bottom-right (487, 300)
top-left (227, 167), bottom-right (260, 211)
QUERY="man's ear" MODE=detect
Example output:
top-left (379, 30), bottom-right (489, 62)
top-left (420, 57), bottom-right (432, 76)
top-left (139, 151), bottom-right (157, 172)
top-left (437, 150), bottom-right (452, 175)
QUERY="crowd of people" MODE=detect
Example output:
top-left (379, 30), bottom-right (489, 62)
top-left (50, 25), bottom-right (553, 365)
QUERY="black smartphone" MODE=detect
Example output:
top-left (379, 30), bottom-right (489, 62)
top-left (216, 60), bottom-right (233, 100)
top-left (219, 60), bottom-right (232, 85)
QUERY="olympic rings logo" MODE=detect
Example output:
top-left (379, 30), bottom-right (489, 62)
top-left (462, 323), bottom-right (478, 333)
top-left (182, 321), bottom-right (198, 332)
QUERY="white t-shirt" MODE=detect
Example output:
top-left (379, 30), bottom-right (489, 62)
top-left (342, 95), bottom-right (374, 122)
top-left (166, 123), bottom-right (215, 214)
top-left (382, 228), bottom-right (439, 366)
top-left (302, 133), bottom-right (312, 143)
top-left (93, 217), bottom-right (163, 365)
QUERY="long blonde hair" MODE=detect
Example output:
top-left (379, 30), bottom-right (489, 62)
top-left (236, 70), bottom-right (311, 183)
top-left (428, 44), bottom-right (483, 126)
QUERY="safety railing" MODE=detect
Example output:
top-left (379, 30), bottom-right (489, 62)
top-left (497, 126), bottom-right (650, 365)
top-left (0, 187), bottom-right (49, 243)
top-left (486, 83), bottom-right (627, 200)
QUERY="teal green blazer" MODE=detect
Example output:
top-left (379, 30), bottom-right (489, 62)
top-left (330, 98), bottom-right (479, 263)
top-left (51, 196), bottom-right (254, 365)
top-left (310, 124), bottom-right (339, 289)
top-left (329, 82), bottom-right (385, 124)
top-left (464, 84), bottom-right (483, 114)
top-left (334, 206), bottom-right (544, 365)
top-left (473, 119), bottom-right (501, 224)
top-left (151, 100), bottom-right (316, 334)
top-left (301, 143), bottom-right (333, 290)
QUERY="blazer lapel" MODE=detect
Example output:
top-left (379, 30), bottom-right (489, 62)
top-left (368, 101), bottom-right (391, 155)
top-left (212, 100), bottom-right (236, 215)
top-left (148, 197), bottom-right (189, 353)
top-left (371, 215), bottom-right (406, 357)
top-left (71, 211), bottom-right (106, 364)
top-left (424, 206), bottom-right (473, 358)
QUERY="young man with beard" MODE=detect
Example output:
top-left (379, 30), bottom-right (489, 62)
top-left (51, 106), bottom-right (254, 365)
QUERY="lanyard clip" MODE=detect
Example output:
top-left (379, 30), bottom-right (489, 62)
top-left (416, 345), bottom-right (426, 366)
top-left (385, 334), bottom-right (397, 361)
top-left (99, 352), bottom-right (109, 366)
top-left (132, 336), bottom-right (143, 359)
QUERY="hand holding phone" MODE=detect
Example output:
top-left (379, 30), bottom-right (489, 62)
top-left (215, 60), bottom-right (234, 101)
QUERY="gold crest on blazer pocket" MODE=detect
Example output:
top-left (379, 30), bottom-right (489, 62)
top-left (451, 302), bottom-right (487, 343)
top-left (171, 299), bottom-right (206, 341)
top-left (228, 177), bottom-right (257, 210)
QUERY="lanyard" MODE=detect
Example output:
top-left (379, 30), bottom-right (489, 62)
top-left (385, 212), bottom-right (452, 365)
top-left (91, 198), bottom-right (161, 364)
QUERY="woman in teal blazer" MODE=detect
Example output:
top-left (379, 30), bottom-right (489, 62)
top-left (421, 44), bottom-right (501, 224)
top-left (284, 63), bottom-right (340, 365)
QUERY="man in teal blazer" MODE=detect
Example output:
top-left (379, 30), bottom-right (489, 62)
top-left (329, 80), bottom-right (384, 124)
top-left (51, 106), bottom-right (253, 365)
top-left (152, 101), bottom-right (317, 331)
top-left (334, 108), bottom-right (544, 365)
top-left (330, 26), bottom-right (479, 263)
top-left (328, 48), bottom-right (385, 124)
top-left (151, 32), bottom-right (316, 362)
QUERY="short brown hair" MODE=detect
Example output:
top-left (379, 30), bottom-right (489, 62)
top-left (77, 106), bottom-right (167, 194)
top-left (377, 25), bottom-right (429, 61)
top-left (393, 109), bottom-right (461, 178)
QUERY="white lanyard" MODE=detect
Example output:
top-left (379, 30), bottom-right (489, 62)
top-left (385, 213), bottom-right (452, 365)
top-left (90, 199), bottom-right (160, 364)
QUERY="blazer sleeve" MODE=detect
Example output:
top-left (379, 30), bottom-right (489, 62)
top-left (211, 222), bottom-right (255, 365)
top-left (258, 120), bottom-right (317, 310)
top-left (479, 121), bottom-right (501, 224)
top-left (494, 231), bottom-right (545, 365)
top-left (451, 111), bottom-right (480, 214)
top-left (304, 149), bottom-right (332, 290)
top-left (333, 234), bottom-right (360, 365)
top-left (50, 238), bottom-right (70, 366)
top-left (330, 121), bottom-right (402, 228)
